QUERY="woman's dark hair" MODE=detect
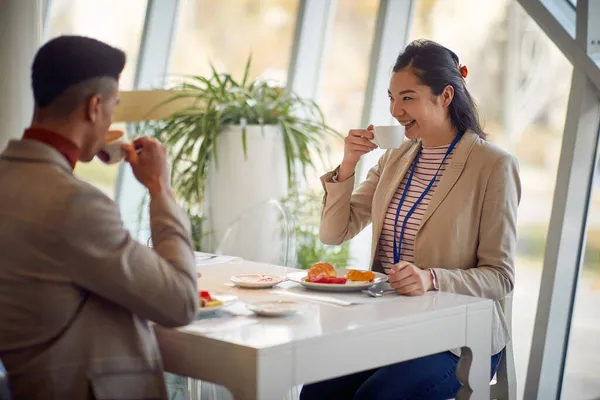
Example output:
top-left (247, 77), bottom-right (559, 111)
top-left (393, 39), bottom-right (485, 139)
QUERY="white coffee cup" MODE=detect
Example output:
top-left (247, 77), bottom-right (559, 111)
top-left (98, 130), bottom-right (126, 164)
top-left (371, 125), bottom-right (405, 149)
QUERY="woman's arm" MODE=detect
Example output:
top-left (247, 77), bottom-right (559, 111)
top-left (319, 152), bottom-right (390, 245)
top-left (431, 154), bottom-right (522, 301)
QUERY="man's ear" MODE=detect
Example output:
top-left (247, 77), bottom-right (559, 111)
top-left (86, 94), bottom-right (102, 123)
top-left (441, 85), bottom-right (455, 108)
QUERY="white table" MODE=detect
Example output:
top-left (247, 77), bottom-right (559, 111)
top-left (154, 261), bottom-right (493, 400)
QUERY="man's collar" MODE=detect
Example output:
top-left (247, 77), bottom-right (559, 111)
top-left (22, 128), bottom-right (80, 169)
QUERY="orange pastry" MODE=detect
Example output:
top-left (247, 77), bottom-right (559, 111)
top-left (347, 269), bottom-right (375, 282)
top-left (307, 262), bottom-right (336, 280)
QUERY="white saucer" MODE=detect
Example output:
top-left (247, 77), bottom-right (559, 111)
top-left (230, 274), bottom-right (285, 289)
top-left (246, 300), bottom-right (306, 317)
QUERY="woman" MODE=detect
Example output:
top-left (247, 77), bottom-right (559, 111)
top-left (300, 39), bottom-right (521, 400)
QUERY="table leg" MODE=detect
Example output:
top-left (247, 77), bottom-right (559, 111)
top-left (456, 306), bottom-right (492, 400)
top-left (217, 349), bottom-right (294, 400)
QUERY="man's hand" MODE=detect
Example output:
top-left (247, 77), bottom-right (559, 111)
top-left (389, 261), bottom-right (433, 296)
top-left (122, 137), bottom-right (173, 198)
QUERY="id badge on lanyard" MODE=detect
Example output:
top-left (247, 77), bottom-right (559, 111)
top-left (392, 133), bottom-right (463, 264)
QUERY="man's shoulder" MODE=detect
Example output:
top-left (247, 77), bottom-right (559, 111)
top-left (35, 173), bottom-right (119, 224)
top-left (66, 176), bottom-right (113, 201)
top-left (61, 177), bottom-right (118, 216)
top-left (0, 158), bottom-right (115, 221)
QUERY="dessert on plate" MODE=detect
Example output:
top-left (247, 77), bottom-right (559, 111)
top-left (306, 262), bottom-right (375, 284)
top-left (347, 269), bottom-right (375, 282)
top-left (199, 290), bottom-right (223, 308)
top-left (307, 262), bottom-right (336, 279)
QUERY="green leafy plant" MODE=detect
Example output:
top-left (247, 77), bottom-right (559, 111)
top-left (136, 55), bottom-right (341, 249)
top-left (283, 188), bottom-right (351, 270)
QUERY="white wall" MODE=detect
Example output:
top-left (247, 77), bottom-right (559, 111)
top-left (0, 0), bottom-right (42, 151)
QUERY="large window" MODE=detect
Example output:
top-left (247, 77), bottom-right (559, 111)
top-left (562, 132), bottom-right (600, 399)
top-left (411, 1), bottom-right (572, 398)
top-left (45, 0), bottom-right (148, 198)
top-left (170, 0), bottom-right (299, 83)
top-left (45, 0), bottom-right (147, 90)
top-left (310, 0), bottom-right (379, 187)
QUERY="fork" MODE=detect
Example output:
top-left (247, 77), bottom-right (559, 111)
top-left (362, 284), bottom-right (396, 297)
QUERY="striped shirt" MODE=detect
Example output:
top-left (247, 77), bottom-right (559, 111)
top-left (378, 144), bottom-right (454, 272)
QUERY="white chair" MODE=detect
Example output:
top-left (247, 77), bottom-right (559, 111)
top-left (215, 199), bottom-right (295, 267)
top-left (491, 293), bottom-right (517, 400)
top-left (189, 199), bottom-right (299, 400)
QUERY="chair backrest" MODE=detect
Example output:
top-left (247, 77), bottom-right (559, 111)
top-left (491, 293), bottom-right (517, 400)
top-left (0, 358), bottom-right (12, 400)
top-left (500, 294), bottom-right (514, 331)
top-left (215, 199), bottom-right (295, 266)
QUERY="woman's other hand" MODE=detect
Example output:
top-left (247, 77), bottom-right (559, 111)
top-left (337, 125), bottom-right (378, 182)
top-left (389, 261), bottom-right (433, 296)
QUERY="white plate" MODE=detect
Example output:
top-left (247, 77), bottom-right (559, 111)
top-left (286, 268), bottom-right (388, 292)
top-left (197, 293), bottom-right (237, 315)
top-left (230, 274), bottom-right (285, 289)
top-left (246, 300), bottom-right (306, 317)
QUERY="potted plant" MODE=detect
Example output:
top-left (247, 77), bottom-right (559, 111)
top-left (139, 56), bottom-right (340, 252)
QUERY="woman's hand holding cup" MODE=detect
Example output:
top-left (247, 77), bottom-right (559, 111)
top-left (337, 125), bottom-right (378, 182)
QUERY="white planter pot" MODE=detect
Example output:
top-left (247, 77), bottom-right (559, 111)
top-left (203, 125), bottom-right (289, 262)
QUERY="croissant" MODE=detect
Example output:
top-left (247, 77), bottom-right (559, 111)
top-left (347, 269), bottom-right (375, 282)
top-left (307, 262), bottom-right (336, 280)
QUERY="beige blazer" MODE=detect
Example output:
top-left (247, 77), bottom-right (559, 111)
top-left (320, 131), bottom-right (521, 355)
top-left (0, 139), bottom-right (198, 399)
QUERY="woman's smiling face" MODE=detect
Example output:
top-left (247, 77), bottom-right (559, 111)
top-left (388, 67), bottom-right (454, 145)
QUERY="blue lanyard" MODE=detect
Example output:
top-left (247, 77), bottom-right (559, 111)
top-left (392, 133), bottom-right (463, 264)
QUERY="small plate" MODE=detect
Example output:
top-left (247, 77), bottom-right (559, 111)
top-left (230, 274), bottom-right (285, 289)
top-left (287, 268), bottom-right (388, 292)
top-left (197, 293), bottom-right (237, 315)
top-left (246, 300), bottom-right (306, 317)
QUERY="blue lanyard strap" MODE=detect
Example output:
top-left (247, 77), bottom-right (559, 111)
top-left (392, 133), bottom-right (463, 265)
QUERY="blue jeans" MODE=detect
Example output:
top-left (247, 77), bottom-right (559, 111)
top-left (299, 350), bottom-right (502, 400)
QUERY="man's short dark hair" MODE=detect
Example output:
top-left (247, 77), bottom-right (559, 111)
top-left (31, 35), bottom-right (126, 109)
top-left (45, 77), bottom-right (118, 118)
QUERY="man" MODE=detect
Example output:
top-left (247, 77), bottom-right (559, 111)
top-left (0, 35), bottom-right (198, 399)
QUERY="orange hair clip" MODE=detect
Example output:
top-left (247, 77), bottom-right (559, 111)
top-left (459, 64), bottom-right (468, 78)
